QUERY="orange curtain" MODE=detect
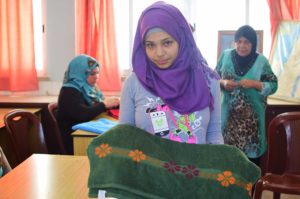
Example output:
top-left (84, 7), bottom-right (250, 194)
top-left (0, 0), bottom-right (38, 91)
top-left (267, 0), bottom-right (300, 53)
top-left (75, 0), bottom-right (121, 91)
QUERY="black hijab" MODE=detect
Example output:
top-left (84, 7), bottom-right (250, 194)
top-left (232, 25), bottom-right (258, 76)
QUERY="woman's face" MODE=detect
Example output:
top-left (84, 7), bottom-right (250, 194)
top-left (86, 67), bottom-right (99, 86)
top-left (235, 36), bottom-right (252, 57)
top-left (144, 31), bottom-right (179, 69)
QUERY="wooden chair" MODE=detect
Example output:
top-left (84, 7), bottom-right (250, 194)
top-left (254, 111), bottom-right (300, 199)
top-left (48, 102), bottom-right (67, 154)
top-left (4, 109), bottom-right (48, 166)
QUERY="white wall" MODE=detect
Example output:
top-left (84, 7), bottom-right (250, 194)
top-left (46, 0), bottom-right (75, 82)
top-left (40, 0), bottom-right (75, 95)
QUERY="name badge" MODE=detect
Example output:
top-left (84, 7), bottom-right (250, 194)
top-left (150, 111), bottom-right (169, 134)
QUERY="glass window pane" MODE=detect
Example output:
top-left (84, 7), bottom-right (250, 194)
top-left (32, 0), bottom-right (45, 76)
top-left (249, 0), bottom-right (271, 57)
top-left (114, 0), bottom-right (270, 71)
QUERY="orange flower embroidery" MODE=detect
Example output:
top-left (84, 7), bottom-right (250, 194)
top-left (129, 149), bottom-right (146, 162)
top-left (246, 183), bottom-right (253, 196)
top-left (217, 171), bottom-right (236, 187)
top-left (95, 143), bottom-right (112, 158)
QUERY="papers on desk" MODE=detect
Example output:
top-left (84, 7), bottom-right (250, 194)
top-left (72, 118), bottom-right (118, 134)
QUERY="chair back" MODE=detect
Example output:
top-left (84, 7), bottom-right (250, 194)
top-left (266, 111), bottom-right (300, 175)
top-left (48, 102), bottom-right (67, 154)
top-left (4, 109), bottom-right (48, 165)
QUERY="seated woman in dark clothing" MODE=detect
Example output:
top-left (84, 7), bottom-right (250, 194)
top-left (57, 54), bottom-right (119, 154)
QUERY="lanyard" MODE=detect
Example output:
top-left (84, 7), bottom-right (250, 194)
top-left (165, 106), bottom-right (191, 132)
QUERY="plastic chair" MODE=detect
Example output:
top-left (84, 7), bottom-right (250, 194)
top-left (254, 111), bottom-right (300, 199)
top-left (4, 109), bottom-right (48, 165)
top-left (48, 102), bottom-right (67, 154)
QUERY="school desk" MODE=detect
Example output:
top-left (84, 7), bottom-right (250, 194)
top-left (0, 154), bottom-right (90, 198)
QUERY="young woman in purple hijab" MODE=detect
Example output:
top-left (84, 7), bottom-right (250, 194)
top-left (119, 1), bottom-right (224, 144)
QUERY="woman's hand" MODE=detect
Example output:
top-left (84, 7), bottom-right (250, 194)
top-left (221, 79), bottom-right (238, 92)
top-left (103, 97), bottom-right (120, 109)
top-left (238, 79), bottom-right (263, 91)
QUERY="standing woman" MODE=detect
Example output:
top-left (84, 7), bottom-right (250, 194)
top-left (119, 1), bottom-right (224, 145)
top-left (216, 25), bottom-right (278, 164)
top-left (57, 54), bottom-right (119, 154)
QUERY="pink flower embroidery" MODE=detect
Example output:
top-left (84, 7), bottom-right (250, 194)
top-left (181, 164), bottom-right (200, 179)
top-left (163, 161), bottom-right (181, 173)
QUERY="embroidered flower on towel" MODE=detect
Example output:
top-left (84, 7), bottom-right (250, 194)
top-left (246, 183), bottom-right (253, 196)
top-left (181, 164), bottom-right (200, 179)
top-left (129, 149), bottom-right (146, 162)
top-left (217, 171), bottom-right (236, 187)
top-left (95, 143), bottom-right (112, 158)
top-left (163, 161), bottom-right (181, 173)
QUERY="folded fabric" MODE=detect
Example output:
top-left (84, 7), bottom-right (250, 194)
top-left (87, 124), bottom-right (261, 199)
top-left (108, 109), bottom-right (119, 119)
top-left (72, 118), bottom-right (118, 134)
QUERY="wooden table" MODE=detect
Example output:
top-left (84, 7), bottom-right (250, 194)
top-left (0, 154), bottom-right (90, 199)
top-left (72, 112), bottom-right (118, 156)
top-left (0, 95), bottom-right (58, 104)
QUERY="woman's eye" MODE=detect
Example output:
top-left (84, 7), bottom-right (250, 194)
top-left (90, 72), bottom-right (98, 76)
top-left (163, 40), bottom-right (173, 47)
top-left (145, 43), bottom-right (154, 49)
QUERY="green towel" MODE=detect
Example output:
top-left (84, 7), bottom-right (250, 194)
top-left (87, 124), bottom-right (261, 199)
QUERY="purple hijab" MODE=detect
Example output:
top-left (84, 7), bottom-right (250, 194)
top-left (132, 1), bottom-right (219, 114)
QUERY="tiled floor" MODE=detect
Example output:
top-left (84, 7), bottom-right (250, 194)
top-left (262, 191), bottom-right (300, 199)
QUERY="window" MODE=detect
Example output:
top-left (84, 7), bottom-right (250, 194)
top-left (113, 0), bottom-right (185, 76)
top-left (33, 1), bottom-right (271, 78)
top-left (32, 0), bottom-right (46, 77)
top-left (114, 0), bottom-right (270, 70)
